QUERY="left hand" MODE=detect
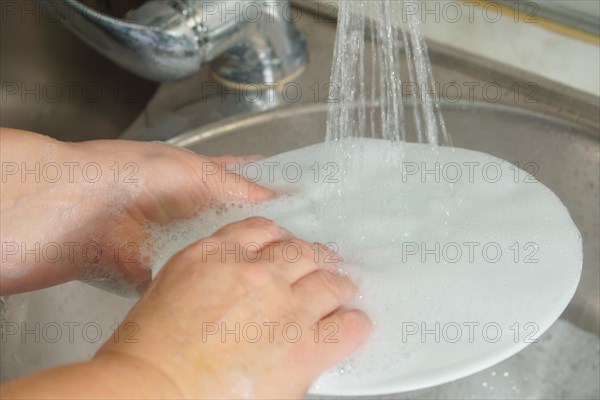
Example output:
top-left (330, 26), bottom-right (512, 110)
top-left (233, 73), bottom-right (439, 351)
top-left (0, 128), bottom-right (274, 295)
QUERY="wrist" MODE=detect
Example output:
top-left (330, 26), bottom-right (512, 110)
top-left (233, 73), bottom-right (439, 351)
top-left (91, 351), bottom-right (184, 399)
top-left (0, 130), bottom-right (127, 294)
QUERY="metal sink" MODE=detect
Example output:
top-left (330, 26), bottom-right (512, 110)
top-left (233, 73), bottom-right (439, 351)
top-left (1, 3), bottom-right (598, 399)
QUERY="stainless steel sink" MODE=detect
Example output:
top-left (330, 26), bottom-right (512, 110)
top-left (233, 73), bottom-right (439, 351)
top-left (1, 2), bottom-right (598, 399)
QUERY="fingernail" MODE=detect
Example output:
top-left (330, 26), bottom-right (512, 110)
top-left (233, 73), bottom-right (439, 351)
top-left (278, 226), bottom-right (295, 239)
top-left (238, 155), bottom-right (265, 165)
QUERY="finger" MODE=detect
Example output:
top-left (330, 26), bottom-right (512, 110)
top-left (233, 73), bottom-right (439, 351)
top-left (311, 309), bottom-right (372, 372)
top-left (208, 154), bottom-right (264, 166)
top-left (260, 240), bottom-right (342, 283)
top-left (211, 217), bottom-right (294, 251)
top-left (135, 279), bottom-right (152, 295)
top-left (293, 270), bottom-right (357, 321)
top-left (206, 168), bottom-right (274, 202)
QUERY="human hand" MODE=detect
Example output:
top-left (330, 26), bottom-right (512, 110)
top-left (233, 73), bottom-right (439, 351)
top-left (96, 217), bottom-right (372, 399)
top-left (0, 128), bottom-right (273, 295)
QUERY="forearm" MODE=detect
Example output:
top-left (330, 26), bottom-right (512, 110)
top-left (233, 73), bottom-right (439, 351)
top-left (0, 353), bottom-right (180, 400)
top-left (0, 128), bottom-right (129, 295)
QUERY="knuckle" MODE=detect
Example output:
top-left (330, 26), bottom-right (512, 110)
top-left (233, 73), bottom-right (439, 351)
top-left (318, 271), bottom-right (343, 301)
top-left (340, 311), bottom-right (371, 337)
top-left (247, 217), bottom-right (281, 241)
top-left (173, 237), bottom-right (222, 267)
top-left (245, 216), bottom-right (277, 231)
top-left (295, 239), bottom-right (312, 255)
top-left (241, 262), bottom-right (271, 285)
top-left (283, 240), bottom-right (307, 261)
top-left (172, 241), bottom-right (201, 262)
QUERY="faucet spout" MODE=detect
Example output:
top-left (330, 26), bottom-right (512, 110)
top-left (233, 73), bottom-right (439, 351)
top-left (42, 0), bottom-right (308, 84)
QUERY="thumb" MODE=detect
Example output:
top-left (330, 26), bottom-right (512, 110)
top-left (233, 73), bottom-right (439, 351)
top-left (204, 167), bottom-right (275, 202)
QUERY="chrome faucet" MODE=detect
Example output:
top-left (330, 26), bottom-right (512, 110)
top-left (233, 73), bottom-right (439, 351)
top-left (42, 0), bottom-right (308, 84)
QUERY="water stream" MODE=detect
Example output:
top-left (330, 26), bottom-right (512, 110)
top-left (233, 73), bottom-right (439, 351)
top-left (325, 0), bottom-right (450, 145)
top-left (321, 0), bottom-right (456, 248)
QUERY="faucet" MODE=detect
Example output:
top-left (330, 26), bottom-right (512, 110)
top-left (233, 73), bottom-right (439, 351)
top-left (42, 0), bottom-right (308, 84)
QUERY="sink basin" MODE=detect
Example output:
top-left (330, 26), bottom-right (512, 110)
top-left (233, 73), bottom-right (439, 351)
top-left (1, 3), bottom-right (598, 398)
top-left (2, 101), bottom-right (598, 398)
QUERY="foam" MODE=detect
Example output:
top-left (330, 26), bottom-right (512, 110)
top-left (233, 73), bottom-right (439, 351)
top-left (145, 139), bottom-right (582, 395)
top-left (308, 319), bottom-right (599, 399)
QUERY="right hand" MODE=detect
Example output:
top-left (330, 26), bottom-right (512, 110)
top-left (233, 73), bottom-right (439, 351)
top-left (97, 217), bottom-right (372, 399)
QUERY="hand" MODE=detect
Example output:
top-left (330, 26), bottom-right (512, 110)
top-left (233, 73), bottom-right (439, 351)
top-left (0, 218), bottom-right (371, 399)
top-left (0, 128), bottom-right (273, 295)
top-left (97, 217), bottom-right (372, 399)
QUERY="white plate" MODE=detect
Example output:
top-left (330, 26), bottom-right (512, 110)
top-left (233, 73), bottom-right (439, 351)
top-left (152, 139), bottom-right (583, 396)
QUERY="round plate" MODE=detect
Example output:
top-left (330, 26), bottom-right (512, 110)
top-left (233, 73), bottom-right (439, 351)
top-left (151, 138), bottom-right (582, 396)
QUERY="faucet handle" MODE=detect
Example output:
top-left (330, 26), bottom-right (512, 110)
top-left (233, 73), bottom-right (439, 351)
top-left (204, 1), bottom-right (308, 87)
top-left (43, 0), bottom-right (307, 85)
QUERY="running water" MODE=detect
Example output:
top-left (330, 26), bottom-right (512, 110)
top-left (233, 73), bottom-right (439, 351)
top-left (325, 0), bottom-right (450, 145)
top-left (321, 0), bottom-right (455, 247)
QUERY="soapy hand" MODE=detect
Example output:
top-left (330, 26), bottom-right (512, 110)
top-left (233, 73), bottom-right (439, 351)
top-left (0, 128), bottom-right (273, 295)
top-left (1, 217), bottom-right (371, 399)
top-left (99, 217), bottom-right (372, 398)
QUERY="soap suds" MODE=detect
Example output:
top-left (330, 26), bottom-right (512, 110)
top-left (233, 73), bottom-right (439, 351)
top-left (144, 139), bottom-right (582, 394)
